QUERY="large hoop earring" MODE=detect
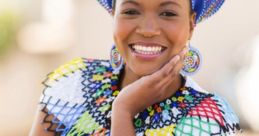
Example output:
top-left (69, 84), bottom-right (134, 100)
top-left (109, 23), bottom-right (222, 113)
top-left (181, 43), bottom-right (202, 76)
top-left (110, 44), bottom-right (123, 73)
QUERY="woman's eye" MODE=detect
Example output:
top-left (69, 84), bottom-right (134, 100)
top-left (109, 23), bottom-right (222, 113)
top-left (122, 9), bottom-right (140, 15)
top-left (160, 11), bottom-right (177, 17)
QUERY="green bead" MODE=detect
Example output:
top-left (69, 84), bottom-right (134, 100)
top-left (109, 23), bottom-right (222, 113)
top-left (185, 95), bottom-right (194, 102)
top-left (93, 89), bottom-right (104, 98)
top-left (164, 104), bottom-right (170, 110)
top-left (96, 67), bottom-right (106, 73)
top-left (99, 104), bottom-right (111, 113)
top-left (111, 75), bottom-right (118, 80)
top-left (135, 119), bottom-right (142, 127)
top-left (147, 106), bottom-right (153, 112)
top-left (101, 83), bottom-right (111, 90)
top-left (172, 97), bottom-right (177, 102)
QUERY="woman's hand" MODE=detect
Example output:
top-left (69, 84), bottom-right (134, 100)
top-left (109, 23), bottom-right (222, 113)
top-left (111, 47), bottom-right (188, 136)
top-left (113, 47), bottom-right (188, 117)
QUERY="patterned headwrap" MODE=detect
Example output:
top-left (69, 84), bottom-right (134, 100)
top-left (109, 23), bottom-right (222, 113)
top-left (97, 0), bottom-right (225, 24)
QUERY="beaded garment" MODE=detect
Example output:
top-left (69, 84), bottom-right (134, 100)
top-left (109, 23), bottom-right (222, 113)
top-left (40, 58), bottom-right (241, 136)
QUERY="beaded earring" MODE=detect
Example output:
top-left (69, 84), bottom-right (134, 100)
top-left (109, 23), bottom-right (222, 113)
top-left (181, 43), bottom-right (202, 76)
top-left (110, 44), bottom-right (123, 73)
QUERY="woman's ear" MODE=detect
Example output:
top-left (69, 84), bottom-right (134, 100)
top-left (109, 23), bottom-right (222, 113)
top-left (189, 12), bottom-right (196, 39)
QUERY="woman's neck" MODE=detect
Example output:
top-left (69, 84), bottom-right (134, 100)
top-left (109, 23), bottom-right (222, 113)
top-left (119, 65), bottom-right (183, 99)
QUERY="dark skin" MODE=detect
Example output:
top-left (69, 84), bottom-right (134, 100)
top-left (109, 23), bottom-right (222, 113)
top-left (29, 0), bottom-right (196, 136)
top-left (29, 107), bottom-right (56, 136)
top-left (111, 0), bottom-right (195, 135)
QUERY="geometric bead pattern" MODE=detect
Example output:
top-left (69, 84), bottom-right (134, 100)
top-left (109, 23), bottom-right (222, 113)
top-left (39, 58), bottom-right (241, 136)
top-left (211, 95), bottom-right (242, 135)
top-left (45, 57), bottom-right (87, 84)
top-left (187, 97), bottom-right (225, 126)
top-left (145, 124), bottom-right (176, 136)
top-left (40, 58), bottom-right (88, 135)
top-left (174, 116), bottom-right (220, 136)
top-left (192, 0), bottom-right (225, 23)
top-left (66, 111), bottom-right (102, 136)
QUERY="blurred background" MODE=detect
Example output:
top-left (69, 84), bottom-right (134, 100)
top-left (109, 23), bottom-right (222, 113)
top-left (0, 0), bottom-right (259, 135)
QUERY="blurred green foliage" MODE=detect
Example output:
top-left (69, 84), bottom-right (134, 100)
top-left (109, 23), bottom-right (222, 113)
top-left (0, 10), bottom-right (19, 55)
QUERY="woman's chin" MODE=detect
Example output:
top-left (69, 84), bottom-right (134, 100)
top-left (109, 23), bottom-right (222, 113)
top-left (128, 65), bottom-right (161, 77)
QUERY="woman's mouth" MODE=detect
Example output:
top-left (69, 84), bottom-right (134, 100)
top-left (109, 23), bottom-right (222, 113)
top-left (129, 43), bottom-right (167, 60)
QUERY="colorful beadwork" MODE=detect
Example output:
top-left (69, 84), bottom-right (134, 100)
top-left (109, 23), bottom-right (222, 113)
top-left (182, 46), bottom-right (202, 76)
top-left (110, 45), bottom-right (123, 73)
top-left (97, 0), bottom-right (225, 23)
top-left (40, 58), bottom-right (241, 136)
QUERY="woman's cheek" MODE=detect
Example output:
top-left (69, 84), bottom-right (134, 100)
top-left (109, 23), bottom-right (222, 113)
top-left (168, 24), bottom-right (189, 41)
top-left (113, 19), bottom-right (132, 55)
top-left (115, 20), bottom-right (136, 41)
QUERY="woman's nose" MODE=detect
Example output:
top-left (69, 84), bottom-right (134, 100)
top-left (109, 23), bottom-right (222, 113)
top-left (136, 15), bottom-right (161, 38)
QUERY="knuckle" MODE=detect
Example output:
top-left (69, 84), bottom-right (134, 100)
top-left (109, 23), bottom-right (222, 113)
top-left (161, 70), bottom-right (168, 77)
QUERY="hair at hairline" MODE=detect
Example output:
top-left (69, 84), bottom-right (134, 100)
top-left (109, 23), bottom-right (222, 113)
top-left (111, 0), bottom-right (193, 13)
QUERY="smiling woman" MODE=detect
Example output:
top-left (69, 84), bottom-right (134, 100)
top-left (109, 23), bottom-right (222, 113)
top-left (30, 0), bottom-right (241, 136)
top-left (112, 0), bottom-right (194, 77)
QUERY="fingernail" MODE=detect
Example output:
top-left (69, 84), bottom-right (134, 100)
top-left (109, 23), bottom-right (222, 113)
top-left (180, 48), bottom-right (188, 56)
top-left (175, 55), bottom-right (180, 62)
top-left (184, 47), bottom-right (189, 53)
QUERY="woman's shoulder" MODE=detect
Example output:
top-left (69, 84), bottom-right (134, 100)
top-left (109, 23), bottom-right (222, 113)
top-left (39, 57), bottom-right (112, 130)
top-left (43, 57), bottom-right (111, 86)
top-left (40, 57), bottom-right (113, 108)
top-left (182, 76), bottom-right (241, 135)
top-left (41, 57), bottom-right (111, 101)
top-left (43, 57), bottom-right (110, 85)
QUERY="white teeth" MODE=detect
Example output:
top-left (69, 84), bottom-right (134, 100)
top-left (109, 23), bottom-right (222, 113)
top-left (132, 45), bottom-right (163, 54)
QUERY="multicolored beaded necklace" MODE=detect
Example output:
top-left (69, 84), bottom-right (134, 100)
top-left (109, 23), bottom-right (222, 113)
top-left (66, 59), bottom-right (222, 135)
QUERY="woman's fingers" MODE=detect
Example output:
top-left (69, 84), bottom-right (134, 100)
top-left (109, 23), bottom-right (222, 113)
top-left (117, 46), bottom-right (188, 114)
top-left (161, 47), bottom-right (188, 87)
top-left (168, 47), bottom-right (188, 76)
top-left (151, 46), bottom-right (188, 81)
top-left (159, 47), bottom-right (188, 78)
top-left (150, 54), bottom-right (180, 80)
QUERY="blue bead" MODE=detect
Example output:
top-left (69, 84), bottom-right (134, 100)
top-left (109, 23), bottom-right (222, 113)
top-left (159, 102), bottom-right (164, 107)
top-left (104, 90), bottom-right (112, 96)
top-left (141, 111), bottom-right (149, 120)
top-left (171, 102), bottom-right (178, 107)
top-left (175, 91), bottom-right (182, 97)
top-left (154, 113), bottom-right (160, 122)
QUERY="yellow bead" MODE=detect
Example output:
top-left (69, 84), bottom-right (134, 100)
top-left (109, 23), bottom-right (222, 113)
top-left (113, 90), bottom-right (120, 96)
top-left (178, 96), bottom-right (184, 102)
top-left (92, 75), bottom-right (104, 81)
top-left (149, 110), bottom-right (154, 116)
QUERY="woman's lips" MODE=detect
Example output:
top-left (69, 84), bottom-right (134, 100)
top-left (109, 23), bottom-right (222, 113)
top-left (129, 43), bottom-right (167, 60)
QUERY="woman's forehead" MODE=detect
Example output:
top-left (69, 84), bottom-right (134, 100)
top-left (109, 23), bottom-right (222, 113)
top-left (98, 0), bottom-right (226, 23)
top-left (115, 0), bottom-right (190, 10)
top-left (116, 0), bottom-right (188, 6)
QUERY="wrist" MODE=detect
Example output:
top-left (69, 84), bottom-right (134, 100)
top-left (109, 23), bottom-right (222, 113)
top-left (112, 99), bottom-right (135, 119)
top-left (111, 102), bottom-right (136, 136)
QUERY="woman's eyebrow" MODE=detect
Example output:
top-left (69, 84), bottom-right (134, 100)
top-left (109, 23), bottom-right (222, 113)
top-left (121, 0), bottom-right (140, 6)
top-left (160, 1), bottom-right (182, 9)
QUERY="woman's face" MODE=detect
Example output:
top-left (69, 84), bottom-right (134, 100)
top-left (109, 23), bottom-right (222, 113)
top-left (113, 0), bottom-right (195, 76)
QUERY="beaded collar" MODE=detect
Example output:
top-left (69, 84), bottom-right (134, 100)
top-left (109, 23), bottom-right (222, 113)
top-left (40, 58), bottom-right (241, 135)
top-left (66, 59), bottom-right (222, 135)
